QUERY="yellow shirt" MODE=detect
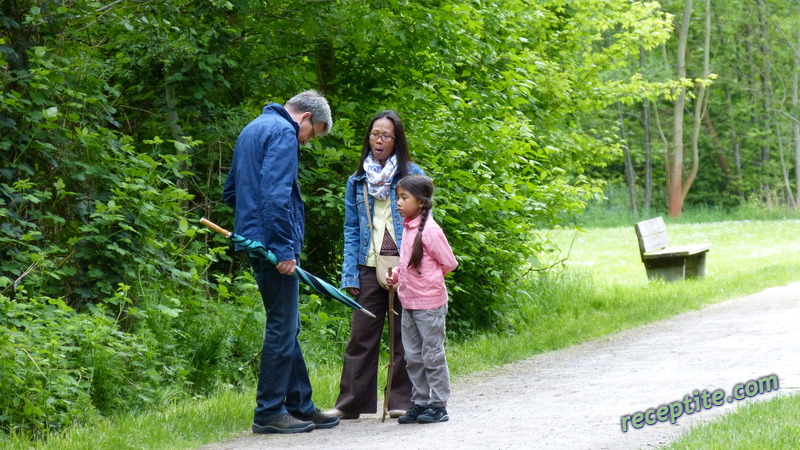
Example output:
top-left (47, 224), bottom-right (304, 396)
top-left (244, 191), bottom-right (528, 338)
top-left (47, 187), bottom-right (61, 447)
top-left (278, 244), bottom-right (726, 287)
top-left (366, 196), bottom-right (397, 267)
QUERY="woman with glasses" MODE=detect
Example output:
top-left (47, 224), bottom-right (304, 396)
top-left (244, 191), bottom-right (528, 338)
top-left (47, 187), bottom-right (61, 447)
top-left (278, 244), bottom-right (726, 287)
top-left (326, 110), bottom-right (426, 419)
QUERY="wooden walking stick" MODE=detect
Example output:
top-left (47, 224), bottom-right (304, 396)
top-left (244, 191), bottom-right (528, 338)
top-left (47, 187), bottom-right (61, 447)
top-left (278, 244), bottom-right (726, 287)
top-left (381, 267), bottom-right (399, 422)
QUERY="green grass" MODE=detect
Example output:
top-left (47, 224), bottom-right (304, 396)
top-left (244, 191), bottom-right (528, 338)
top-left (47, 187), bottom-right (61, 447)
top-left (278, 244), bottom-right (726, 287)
top-left (547, 218), bottom-right (800, 287)
top-left (5, 218), bottom-right (800, 449)
top-left (666, 392), bottom-right (800, 449)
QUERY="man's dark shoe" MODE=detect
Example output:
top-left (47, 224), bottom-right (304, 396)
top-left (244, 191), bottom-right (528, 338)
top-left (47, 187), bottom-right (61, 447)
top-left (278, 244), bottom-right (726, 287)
top-left (291, 408), bottom-right (340, 429)
top-left (252, 413), bottom-right (315, 434)
top-left (398, 403), bottom-right (427, 424)
top-left (416, 404), bottom-right (449, 424)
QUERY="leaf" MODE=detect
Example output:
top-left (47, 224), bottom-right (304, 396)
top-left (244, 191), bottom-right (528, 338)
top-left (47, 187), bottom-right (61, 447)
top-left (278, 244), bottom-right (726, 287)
top-left (253, 311), bottom-right (266, 323)
top-left (156, 304), bottom-right (182, 318)
top-left (23, 398), bottom-right (44, 417)
top-left (43, 107), bottom-right (58, 119)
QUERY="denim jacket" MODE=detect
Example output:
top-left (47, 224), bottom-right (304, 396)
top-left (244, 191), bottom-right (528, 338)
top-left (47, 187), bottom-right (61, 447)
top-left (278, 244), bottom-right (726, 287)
top-left (222, 104), bottom-right (304, 261)
top-left (340, 162), bottom-right (425, 289)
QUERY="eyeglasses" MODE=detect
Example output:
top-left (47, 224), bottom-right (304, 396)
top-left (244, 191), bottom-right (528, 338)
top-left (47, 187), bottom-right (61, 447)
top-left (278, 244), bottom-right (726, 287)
top-left (309, 116), bottom-right (316, 140)
top-left (369, 132), bottom-right (395, 141)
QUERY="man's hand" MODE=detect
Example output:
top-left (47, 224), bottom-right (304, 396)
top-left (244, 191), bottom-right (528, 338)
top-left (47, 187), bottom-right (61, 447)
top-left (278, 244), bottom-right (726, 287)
top-left (276, 259), bottom-right (297, 275)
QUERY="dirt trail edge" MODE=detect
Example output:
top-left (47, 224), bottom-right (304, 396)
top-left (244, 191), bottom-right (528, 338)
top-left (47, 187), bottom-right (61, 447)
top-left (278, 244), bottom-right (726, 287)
top-left (201, 282), bottom-right (800, 450)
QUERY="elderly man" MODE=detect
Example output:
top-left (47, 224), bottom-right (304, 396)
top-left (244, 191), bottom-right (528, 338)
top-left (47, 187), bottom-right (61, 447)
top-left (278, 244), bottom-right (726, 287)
top-left (223, 90), bottom-right (339, 434)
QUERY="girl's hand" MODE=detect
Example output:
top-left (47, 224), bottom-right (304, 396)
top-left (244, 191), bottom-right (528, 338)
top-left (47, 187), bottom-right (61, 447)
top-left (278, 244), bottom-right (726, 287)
top-left (347, 287), bottom-right (360, 297)
top-left (385, 268), bottom-right (399, 287)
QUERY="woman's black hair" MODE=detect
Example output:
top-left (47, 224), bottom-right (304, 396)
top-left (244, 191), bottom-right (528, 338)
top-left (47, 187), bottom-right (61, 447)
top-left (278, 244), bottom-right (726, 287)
top-left (396, 175), bottom-right (434, 272)
top-left (355, 110), bottom-right (412, 177)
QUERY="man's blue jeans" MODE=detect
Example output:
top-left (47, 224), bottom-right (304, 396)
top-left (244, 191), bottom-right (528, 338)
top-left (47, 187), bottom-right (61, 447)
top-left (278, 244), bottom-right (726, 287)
top-left (249, 256), bottom-right (315, 422)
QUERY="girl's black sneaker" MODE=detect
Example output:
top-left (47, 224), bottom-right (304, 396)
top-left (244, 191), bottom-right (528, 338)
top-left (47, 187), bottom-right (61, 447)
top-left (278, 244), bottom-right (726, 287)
top-left (398, 404), bottom-right (427, 424)
top-left (416, 404), bottom-right (449, 423)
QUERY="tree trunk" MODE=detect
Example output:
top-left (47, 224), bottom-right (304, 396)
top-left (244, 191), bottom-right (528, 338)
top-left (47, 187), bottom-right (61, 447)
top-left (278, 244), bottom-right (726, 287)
top-left (653, 105), bottom-right (671, 209)
top-left (165, 68), bottom-right (188, 192)
top-left (315, 40), bottom-right (336, 94)
top-left (668, 0), bottom-right (693, 217)
top-left (702, 112), bottom-right (731, 179)
top-left (682, 0), bottom-right (711, 202)
top-left (776, 119), bottom-right (797, 208)
top-left (757, 0), bottom-right (772, 167)
top-left (724, 87), bottom-right (745, 199)
top-left (794, 2), bottom-right (800, 207)
top-left (742, 2), bottom-right (761, 198)
top-left (165, 83), bottom-right (184, 144)
top-left (618, 102), bottom-right (637, 216)
top-left (640, 45), bottom-right (653, 211)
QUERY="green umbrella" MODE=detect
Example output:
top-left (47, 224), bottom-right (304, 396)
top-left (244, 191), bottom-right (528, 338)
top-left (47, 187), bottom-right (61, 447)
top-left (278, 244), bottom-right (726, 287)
top-left (200, 218), bottom-right (375, 318)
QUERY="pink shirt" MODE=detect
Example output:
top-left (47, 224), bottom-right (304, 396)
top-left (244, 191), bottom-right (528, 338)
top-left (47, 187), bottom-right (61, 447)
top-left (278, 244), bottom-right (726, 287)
top-left (396, 213), bottom-right (458, 310)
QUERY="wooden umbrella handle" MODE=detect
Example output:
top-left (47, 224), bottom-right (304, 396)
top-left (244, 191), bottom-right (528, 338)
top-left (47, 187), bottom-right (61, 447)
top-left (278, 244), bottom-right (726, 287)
top-left (199, 218), bottom-right (231, 237)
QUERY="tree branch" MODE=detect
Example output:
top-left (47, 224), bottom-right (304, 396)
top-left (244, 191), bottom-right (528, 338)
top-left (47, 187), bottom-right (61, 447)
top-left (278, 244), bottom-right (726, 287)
top-left (97, 0), bottom-right (127, 13)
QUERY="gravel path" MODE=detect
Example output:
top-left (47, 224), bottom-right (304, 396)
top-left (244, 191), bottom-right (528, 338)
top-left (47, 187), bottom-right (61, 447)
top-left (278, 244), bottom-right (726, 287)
top-left (201, 282), bottom-right (800, 450)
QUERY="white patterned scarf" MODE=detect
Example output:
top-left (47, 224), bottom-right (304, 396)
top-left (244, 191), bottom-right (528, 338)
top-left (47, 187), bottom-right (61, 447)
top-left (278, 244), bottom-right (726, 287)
top-left (363, 153), bottom-right (398, 200)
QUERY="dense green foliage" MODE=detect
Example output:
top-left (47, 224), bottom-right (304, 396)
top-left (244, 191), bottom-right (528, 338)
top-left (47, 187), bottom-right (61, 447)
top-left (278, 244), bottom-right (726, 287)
top-left (619, 0), bottom-right (800, 210)
top-left (4, 0), bottom-right (792, 440)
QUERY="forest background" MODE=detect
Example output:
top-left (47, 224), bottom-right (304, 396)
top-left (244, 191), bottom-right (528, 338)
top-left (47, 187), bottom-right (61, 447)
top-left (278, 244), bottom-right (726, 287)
top-left (2, 0), bottom-right (799, 439)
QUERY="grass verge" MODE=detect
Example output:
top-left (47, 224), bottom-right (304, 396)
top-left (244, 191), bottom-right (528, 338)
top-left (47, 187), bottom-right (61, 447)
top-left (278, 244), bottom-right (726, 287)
top-left (665, 392), bottom-right (800, 449)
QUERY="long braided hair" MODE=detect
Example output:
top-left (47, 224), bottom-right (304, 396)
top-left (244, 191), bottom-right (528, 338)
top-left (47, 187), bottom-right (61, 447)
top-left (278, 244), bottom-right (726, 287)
top-left (397, 175), bottom-right (434, 272)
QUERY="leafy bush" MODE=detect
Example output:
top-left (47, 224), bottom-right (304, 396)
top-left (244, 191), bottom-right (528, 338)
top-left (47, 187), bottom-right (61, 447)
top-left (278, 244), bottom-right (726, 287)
top-left (0, 293), bottom-right (169, 435)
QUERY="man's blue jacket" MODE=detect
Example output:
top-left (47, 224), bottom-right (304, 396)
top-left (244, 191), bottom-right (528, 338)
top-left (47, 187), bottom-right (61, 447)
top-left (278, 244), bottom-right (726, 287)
top-left (223, 104), bottom-right (304, 262)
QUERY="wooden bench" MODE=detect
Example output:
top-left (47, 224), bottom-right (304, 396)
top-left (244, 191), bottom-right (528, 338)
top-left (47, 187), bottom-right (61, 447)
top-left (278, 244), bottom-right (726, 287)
top-left (634, 217), bottom-right (711, 282)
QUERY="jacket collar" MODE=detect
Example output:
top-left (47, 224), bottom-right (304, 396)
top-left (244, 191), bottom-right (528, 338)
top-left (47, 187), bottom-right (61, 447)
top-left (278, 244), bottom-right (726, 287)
top-left (403, 214), bottom-right (422, 229)
top-left (263, 103), bottom-right (299, 134)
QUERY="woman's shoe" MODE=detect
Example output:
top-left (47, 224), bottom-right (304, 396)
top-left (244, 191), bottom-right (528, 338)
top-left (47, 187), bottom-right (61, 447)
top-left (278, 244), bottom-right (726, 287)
top-left (388, 409), bottom-right (405, 418)
top-left (324, 408), bottom-right (360, 420)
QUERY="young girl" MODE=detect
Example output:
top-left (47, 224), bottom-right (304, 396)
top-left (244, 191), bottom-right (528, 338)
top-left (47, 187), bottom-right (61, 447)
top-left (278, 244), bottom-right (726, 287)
top-left (386, 175), bottom-right (458, 424)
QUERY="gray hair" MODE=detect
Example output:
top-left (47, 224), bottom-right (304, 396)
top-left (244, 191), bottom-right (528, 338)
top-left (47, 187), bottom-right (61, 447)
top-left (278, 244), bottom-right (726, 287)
top-left (285, 90), bottom-right (333, 135)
